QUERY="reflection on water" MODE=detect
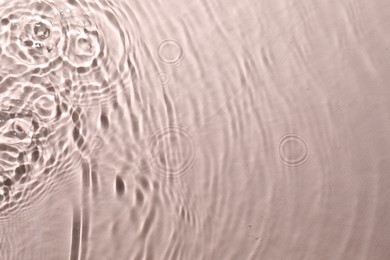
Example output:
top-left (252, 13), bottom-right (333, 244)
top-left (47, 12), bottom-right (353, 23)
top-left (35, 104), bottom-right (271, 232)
top-left (1, 0), bottom-right (390, 259)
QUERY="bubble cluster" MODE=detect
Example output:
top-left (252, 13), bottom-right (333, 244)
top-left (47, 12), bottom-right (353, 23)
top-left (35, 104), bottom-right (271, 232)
top-left (0, 0), bottom-right (134, 221)
top-left (0, 0), bottom-right (106, 70)
top-left (0, 0), bottom-right (64, 66)
top-left (0, 71), bottom-right (82, 220)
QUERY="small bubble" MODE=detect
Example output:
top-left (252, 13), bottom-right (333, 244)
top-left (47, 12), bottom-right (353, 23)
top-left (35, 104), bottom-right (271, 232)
top-left (157, 39), bottom-right (184, 66)
top-left (158, 73), bottom-right (169, 84)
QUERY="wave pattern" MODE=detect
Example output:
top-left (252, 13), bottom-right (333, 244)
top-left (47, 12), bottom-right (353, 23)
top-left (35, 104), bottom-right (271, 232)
top-left (1, 0), bottom-right (390, 259)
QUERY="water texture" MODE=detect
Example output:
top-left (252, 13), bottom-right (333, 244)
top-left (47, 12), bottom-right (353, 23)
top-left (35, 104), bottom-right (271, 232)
top-left (1, 0), bottom-right (390, 259)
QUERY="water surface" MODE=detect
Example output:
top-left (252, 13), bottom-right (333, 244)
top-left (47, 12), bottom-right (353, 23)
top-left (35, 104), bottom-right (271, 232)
top-left (1, 0), bottom-right (390, 259)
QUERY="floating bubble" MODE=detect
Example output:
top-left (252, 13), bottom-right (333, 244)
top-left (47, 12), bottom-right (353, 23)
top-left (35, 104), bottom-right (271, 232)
top-left (277, 133), bottom-right (310, 167)
top-left (157, 39), bottom-right (184, 66)
top-left (158, 72), bottom-right (169, 84)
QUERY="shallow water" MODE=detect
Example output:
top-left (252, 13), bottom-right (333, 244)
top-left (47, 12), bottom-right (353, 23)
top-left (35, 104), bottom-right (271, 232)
top-left (1, 0), bottom-right (390, 259)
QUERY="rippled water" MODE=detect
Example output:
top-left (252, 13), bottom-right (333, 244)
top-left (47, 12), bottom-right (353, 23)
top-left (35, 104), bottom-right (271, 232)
top-left (1, 0), bottom-right (390, 259)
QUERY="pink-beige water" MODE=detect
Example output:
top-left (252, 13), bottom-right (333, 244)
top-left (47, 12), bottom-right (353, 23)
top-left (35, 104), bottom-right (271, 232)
top-left (0, 0), bottom-right (390, 259)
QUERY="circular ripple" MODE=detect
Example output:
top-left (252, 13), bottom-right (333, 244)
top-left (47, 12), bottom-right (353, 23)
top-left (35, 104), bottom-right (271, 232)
top-left (157, 39), bottom-right (184, 66)
top-left (0, 0), bottom-right (64, 66)
top-left (0, 99), bottom-right (50, 219)
top-left (0, 77), bottom-right (77, 221)
top-left (147, 125), bottom-right (197, 178)
top-left (0, 101), bottom-right (35, 149)
top-left (61, 13), bottom-right (103, 67)
top-left (277, 133), bottom-right (310, 167)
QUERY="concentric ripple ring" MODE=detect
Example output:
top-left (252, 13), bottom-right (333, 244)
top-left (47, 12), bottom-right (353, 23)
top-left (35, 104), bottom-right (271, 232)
top-left (147, 125), bottom-right (197, 178)
top-left (277, 133), bottom-right (310, 167)
top-left (0, 0), bottom-right (64, 67)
